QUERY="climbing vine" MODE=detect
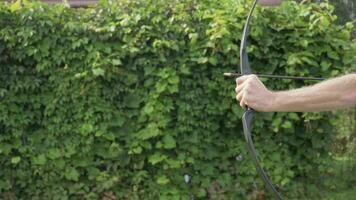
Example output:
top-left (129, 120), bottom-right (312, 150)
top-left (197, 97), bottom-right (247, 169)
top-left (0, 0), bottom-right (354, 199)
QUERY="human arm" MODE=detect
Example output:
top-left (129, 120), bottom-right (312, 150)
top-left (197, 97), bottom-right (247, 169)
top-left (235, 74), bottom-right (356, 112)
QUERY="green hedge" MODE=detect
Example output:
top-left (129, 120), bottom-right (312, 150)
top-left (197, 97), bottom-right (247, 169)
top-left (0, 0), bottom-right (354, 199)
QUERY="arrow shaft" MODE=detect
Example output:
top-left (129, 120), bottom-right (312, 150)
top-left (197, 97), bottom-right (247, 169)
top-left (224, 72), bottom-right (324, 81)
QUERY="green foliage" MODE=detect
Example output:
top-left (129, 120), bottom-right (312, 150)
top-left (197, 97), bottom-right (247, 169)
top-left (0, 0), bottom-right (355, 199)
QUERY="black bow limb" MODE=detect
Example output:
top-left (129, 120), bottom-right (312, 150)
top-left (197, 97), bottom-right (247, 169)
top-left (224, 0), bottom-right (327, 198)
top-left (230, 0), bottom-right (284, 199)
top-left (242, 109), bottom-right (283, 200)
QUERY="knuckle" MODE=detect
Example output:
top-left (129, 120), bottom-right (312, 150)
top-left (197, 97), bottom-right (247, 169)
top-left (251, 74), bottom-right (258, 79)
top-left (236, 94), bottom-right (241, 101)
top-left (248, 79), bottom-right (255, 85)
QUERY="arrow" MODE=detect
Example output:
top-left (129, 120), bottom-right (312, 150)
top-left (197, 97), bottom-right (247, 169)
top-left (223, 72), bottom-right (324, 81)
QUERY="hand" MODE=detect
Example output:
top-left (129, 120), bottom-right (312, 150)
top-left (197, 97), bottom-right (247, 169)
top-left (235, 74), bottom-right (275, 112)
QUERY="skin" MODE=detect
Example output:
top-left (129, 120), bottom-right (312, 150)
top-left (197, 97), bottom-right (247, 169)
top-left (235, 74), bottom-right (356, 112)
top-left (236, 0), bottom-right (356, 112)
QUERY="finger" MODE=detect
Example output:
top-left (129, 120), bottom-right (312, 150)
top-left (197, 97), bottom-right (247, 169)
top-left (235, 81), bottom-right (246, 94)
top-left (236, 90), bottom-right (243, 102)
top-left (237, 89), bottom-right (246, 108)
top-left (236, 75), bottom-right (251, 85)
top-left (240, 95), bottom-right (247, 109)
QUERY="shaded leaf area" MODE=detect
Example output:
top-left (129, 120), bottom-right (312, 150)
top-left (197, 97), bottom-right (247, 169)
top-left (328, 0), bottom-right (355, 38)
top-left (0, 0), bottom-right (355, 199)
top-left (328, 0), bottom-right (355, 23)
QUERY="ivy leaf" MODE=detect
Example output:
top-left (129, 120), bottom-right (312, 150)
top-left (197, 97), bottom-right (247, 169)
top-left (65, 168), bottom-right (80, 181)
top-left (129, 146), bottom-right (143, 154)
top-left (11, 156), bottom-right (21, 164)
top-left (148, 153), bottom-right (166, 165)
top-left (189, 33), bottom-right (198, 44)
top-left (109, 113), bottom-right (125, 127)
top-left (327, 51), bottom-right (339, 60)
top-left (270, 153), bottom-right (281, 161)
top-left (195, 57), bottom-right (208, 64)
top-left (166, 159), bottom-right (181, 168)
top-left (162, 135), bottom-right (176, 149)
top-left (23, 0), bottom-right (31, 7)
top-left (138, 126), bottom-right (160, 140)
top-left (112, 59), bottom-right (122, 66)
top-left (48, 148), bottom-right (61, 160)
top-left (109, 143), bottom-right (122, 157)
top-left (208, 57), bottom-right (218, 66)
top-left (10, 0), bottom-right (21, 12)
top-left (33, 154), bottom-right (47, 165)
top-left (168, 76), bottom-right (179, 85)
top-left (92, 68), bottom-right (105, 77)
top-left (282, 121), bottom-right (292, 129)
top-left (156, 82), bottom-right (168, 93)
top-left (156, 175), bottom-right (170, 185)
top-left (320, 60), bottom-right (331, 71)
top-left (80, 124), bottom-right (94, 136)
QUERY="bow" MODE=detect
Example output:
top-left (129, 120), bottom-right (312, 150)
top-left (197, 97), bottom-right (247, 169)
top-left (238, 1), bottom-right (283, 199)
top-left (226, 0), bottom-right (325, 199)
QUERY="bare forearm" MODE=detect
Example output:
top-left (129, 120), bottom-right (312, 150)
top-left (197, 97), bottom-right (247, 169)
top-left (269, 74), bottom-right (356, 112)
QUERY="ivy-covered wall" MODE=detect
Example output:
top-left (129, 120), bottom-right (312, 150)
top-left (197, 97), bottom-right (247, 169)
top-left (0, 0), bottom-right (355, 199)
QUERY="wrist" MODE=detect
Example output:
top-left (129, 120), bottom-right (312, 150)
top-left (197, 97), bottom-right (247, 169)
top-left (266, 91), bottom-right (280, 112)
